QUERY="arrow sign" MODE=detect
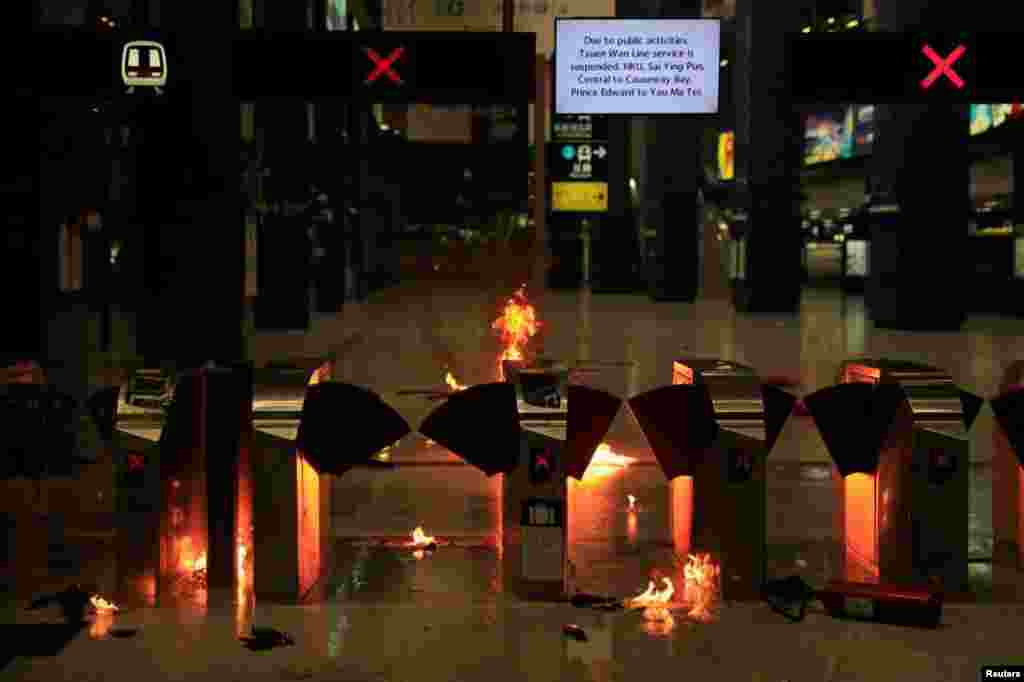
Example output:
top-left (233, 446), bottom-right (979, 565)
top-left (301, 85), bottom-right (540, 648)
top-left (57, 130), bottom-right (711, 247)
top-left (593, 146), bottom-right (607, 159)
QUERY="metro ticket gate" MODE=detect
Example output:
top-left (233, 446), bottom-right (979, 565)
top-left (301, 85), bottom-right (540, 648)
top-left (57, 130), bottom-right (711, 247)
top-left (991, 361), bottom-right (1024, 570)
top-left (666, 357), bottom-right (793, 601)
top-left (831, 358), bottom-right (980, 592)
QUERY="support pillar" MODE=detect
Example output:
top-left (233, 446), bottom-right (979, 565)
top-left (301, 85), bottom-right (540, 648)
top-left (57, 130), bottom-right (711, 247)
top-left (154, 0), bottom-right (245, 367)
top-left (619, 0), bottom-right (704, 302)
top-left (866, 0), bottom-right (1022, 330)
top-left (731, 0), bottom-right (804, 313)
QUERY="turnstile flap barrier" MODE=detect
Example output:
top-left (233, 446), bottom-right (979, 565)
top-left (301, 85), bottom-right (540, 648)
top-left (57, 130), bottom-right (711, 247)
top-left (958, 389), bottom-right (984, 432)
top-left (627, 384), bottom-right (718, 480)
top-left (674, 357), bottom-right (765, 419)
top-left (418, 382), bottom-right (521, 476)
top-left (565, 384), bottom-right (623, 480)
top-left (803, 382), bottom-right (906, 477)
top-left (761, 384), bottom-right (797, 454)
top-left (990, 389), bottom-right (1024, 468)
top-left (296, 382), bottom-right (412, 476)
top-left (840, 358), bottom-right (973, 427)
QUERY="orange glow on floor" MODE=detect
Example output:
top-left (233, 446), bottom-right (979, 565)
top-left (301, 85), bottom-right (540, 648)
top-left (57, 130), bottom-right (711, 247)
top-left (297, 452), bottom-right (321, 598)
top-left (671, 476), bottom-right (694, 559)
top-left (1019, 465), bottom-right (1024, 560)
top-left (845, 473), bottom-right (879, 580)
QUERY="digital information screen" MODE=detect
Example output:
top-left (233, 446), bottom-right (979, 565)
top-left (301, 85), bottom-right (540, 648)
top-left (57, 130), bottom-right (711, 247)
top-left (554, 18), bottom-right (720, 115)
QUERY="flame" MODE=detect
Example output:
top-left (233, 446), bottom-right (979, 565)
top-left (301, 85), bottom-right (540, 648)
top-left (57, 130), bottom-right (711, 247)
top-left (89, 595), bottom-right (119, 614)
top-left (627, 494), bottom-right (637, 511)
top-left (413, 549), bottom-right (426, 561)
top-left (630, 576), bottom-right (675, 607)
top-left (493, 285), bottom-right (539, 380)
top-left (410, 526), bottom-right (435, 547)
top-left (683, 553), bottom-right (720, 622)
top-left (445, 371), bottom-right (467, 391)
top-left (238, 543), bottom-right (247, 582)
top-left (582, 443), bottom-right (636, 480)
top-left (182, 548), bottom-right (207, 574)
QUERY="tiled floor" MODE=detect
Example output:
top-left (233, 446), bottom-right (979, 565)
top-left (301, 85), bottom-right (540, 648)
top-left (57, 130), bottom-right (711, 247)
top-left (8, 598), bottom-right (1024, 681)
top-left (10, 280), bottom-right (1024, 680)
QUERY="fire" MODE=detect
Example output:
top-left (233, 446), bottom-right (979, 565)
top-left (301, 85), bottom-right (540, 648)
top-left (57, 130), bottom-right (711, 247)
top-left (89, 595), bottom-right (119, 614)
top-left (238, 543), bottom-right (247, 582)
top-left (582, 443), bottom-right (636, 480)
top-left (410, 526), bottom-right (436, 547)
top-left (627, 494), bottom-right (637, 511)
top-left (630, 577), bottom-right (675, 608)
top-left (445, 372), bottom-right (467, 391)
top-left (493, 285), bottom-right (539, 380)
top-left (683, 553), bottom-right (720, 622)
top-left (192, 552), bottom-right (207, 572)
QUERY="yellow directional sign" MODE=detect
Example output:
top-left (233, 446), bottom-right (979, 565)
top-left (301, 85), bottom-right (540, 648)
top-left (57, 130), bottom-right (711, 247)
top-left (552, 181), bottom-right (608, 213)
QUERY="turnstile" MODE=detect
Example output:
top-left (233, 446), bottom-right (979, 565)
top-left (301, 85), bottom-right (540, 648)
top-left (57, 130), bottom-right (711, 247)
top-left (836, 358), bottom-right (972, 591)
top-left (668, 357), bottom-right (782, 601)
top-left (992, 361), bottom-right (1024, 570)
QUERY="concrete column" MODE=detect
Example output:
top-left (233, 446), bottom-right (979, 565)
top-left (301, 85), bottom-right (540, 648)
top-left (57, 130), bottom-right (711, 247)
top-left (731, 0), bottom-right (803, 313)
top-left (867, 0), bottom-right (973, 330)
top-left (619, 0), bottom-right (704, 302)
top-left (153, 1), bottom-right (245, 366)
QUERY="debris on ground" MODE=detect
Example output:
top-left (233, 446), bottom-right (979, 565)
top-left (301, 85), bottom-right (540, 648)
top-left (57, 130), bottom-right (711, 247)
top-left (562, 624), bottom-right (588, 642)
top-left (108, 628), bottom-right (138, 638)
top-left (239, 625), bottom-right (296, 651)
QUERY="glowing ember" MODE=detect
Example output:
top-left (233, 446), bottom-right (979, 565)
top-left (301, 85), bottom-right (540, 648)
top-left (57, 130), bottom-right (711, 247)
top-left (582, 443), bottom-right (636, 480)
top-left (413, 549), bottom-right (426, 561)
top-left (493, 285), bottom-right (539, 380)
top-left (89, 595), bottom-right (119, 614)
top-left (445, 372), bottom-right (467, 391)
top-left (410, 526), bottom-right (436, 547)
top-left (684, 553), bottom-right (720, 622)
top-left (627, 494), bottom-right (637, 511)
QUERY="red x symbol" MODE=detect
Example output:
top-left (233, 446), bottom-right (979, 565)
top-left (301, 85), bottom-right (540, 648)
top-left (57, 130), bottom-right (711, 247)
top-left (921, 44), bottom-right (965, 89)
top-left (364, 47), bottom-right (404, 85)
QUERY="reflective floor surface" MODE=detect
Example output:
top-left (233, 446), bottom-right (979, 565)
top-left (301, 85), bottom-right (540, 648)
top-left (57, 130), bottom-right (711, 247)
top-left (8, 598), bottom-right (1024, 681)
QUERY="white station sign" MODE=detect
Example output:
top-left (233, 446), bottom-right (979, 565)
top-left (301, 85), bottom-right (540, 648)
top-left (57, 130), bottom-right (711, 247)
top-left (554, 18), bottom-right (720, 115)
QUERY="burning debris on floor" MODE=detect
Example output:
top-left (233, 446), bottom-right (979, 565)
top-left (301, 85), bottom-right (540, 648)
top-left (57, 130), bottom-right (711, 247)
top-left (445, 372), bottom-right (467, 392)
top-left (89, 595), bottom-right (120, 614)
top-left (408, 526), bottom-right (439, 559)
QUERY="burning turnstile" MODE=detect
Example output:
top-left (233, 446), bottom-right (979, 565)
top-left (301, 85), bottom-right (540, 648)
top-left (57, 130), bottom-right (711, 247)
top-left (835, 358), bottom-right (974, 591)
top-left (667, 357), bottom-right (790, 601)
